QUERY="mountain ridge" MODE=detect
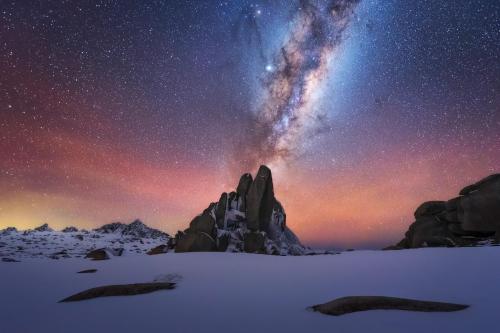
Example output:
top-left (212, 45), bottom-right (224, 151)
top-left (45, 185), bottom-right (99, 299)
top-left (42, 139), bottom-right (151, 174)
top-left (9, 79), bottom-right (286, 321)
top-left (0, 219), bottom-right (169, 261)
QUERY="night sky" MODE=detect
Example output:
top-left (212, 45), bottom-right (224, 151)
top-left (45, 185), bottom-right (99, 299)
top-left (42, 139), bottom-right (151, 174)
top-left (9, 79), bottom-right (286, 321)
top-left (1, 0), bottom-right (499, 248)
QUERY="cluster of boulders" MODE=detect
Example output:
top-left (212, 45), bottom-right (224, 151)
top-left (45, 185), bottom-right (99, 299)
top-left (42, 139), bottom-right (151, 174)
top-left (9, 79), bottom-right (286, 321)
top-left (388, 174), bottom-right (500, 249)
top-left (173, 165), bottom-right (306, 255)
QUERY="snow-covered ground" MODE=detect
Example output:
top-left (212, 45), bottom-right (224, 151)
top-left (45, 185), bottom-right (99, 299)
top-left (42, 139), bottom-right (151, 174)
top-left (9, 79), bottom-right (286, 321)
top-left (0, 247), bottom-right (498, 333)
top-left (0, 221), bottom-right (168, 260)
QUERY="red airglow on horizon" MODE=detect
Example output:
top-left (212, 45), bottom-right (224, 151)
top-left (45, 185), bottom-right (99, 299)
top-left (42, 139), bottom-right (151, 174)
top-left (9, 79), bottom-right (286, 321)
top-left (1, 116), bottom-right (498, 249)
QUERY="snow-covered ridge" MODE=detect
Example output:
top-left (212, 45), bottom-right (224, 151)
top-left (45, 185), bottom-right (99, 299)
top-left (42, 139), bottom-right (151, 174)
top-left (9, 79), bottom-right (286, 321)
top-left (0, 220), bottom-right (169, 261)
top-left (94, 220), bottom-right (169, 239)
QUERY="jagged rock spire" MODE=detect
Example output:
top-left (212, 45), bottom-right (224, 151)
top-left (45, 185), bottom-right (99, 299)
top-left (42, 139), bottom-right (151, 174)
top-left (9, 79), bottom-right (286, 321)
top-left (174, 165), bottom-right (305, 255)
top-left (236, 173), bottom-right (253, 211)
top-left (246, 165), bottom-right (275, 231)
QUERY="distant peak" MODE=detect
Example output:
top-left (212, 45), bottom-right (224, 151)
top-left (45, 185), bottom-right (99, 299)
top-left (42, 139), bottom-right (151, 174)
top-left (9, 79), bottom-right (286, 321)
top-left (94, 220), bottom-right (168, 239)
top-left (129, 219), bottom-right (145, 226)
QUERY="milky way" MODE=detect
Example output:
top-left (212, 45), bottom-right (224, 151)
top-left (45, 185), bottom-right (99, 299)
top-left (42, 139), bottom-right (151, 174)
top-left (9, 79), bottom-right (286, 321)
top-left (245, 0), bottom-right (360, 169)
top-left (1, 0), bottom-right (498, 248)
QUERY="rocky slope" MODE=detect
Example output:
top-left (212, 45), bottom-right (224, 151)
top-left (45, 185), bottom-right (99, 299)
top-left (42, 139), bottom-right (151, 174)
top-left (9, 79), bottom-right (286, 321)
top-left (387, 174), bottom-right (500, 249)
top-left (173, 165), bottom-right (307, 255)
top-left (0, 220), bottom-right (169, 260)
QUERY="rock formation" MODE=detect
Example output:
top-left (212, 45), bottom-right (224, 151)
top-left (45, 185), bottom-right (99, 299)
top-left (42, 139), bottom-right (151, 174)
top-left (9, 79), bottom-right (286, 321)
top-left (85, 248), bottom-right (110, 260)
top-left (174, 165), bottom-right (306, 255)
top-left (146, 244), bottom-right (169, 255)
top-left (388, 174), bottom-right (500, 249)
top-left (34, 223), bottom-right (53, 232)
top-left (310, 296), bottom-right (468, 316)
top-left (62, 226), bottom-right (79, 233)
top-left (59, 282), bottom-right (176, 302)
top-left (0, 227), bottom-right (17, 235)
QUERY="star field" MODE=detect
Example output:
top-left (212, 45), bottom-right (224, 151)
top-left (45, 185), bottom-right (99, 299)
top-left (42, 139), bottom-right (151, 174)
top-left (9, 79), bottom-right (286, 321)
top-left (1, 0), bottom-right (499, 248)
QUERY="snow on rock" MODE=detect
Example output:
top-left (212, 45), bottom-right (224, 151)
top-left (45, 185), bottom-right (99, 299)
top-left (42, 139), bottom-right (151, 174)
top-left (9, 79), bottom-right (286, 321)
top-left (174, 165), bottom-right (309, 255)
top-left (0, 220), bottom-right (169, 261)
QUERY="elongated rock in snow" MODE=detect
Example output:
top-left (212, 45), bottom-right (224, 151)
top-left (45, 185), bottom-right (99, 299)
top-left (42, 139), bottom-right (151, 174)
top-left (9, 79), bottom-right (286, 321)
top-left (310, 296), bottom-right (469, 316)
top-left (59, 282), bottom-right (175, 302)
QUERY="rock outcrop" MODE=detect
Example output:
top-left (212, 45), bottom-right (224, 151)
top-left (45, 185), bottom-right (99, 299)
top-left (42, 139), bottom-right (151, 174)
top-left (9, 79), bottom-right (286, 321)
top-left (59, 282), bottom-right (176, 302)
top-left (310, 296), bottom-right (468, 316)
top-left (146, 244), bottom-right (169, 255)
top-left (0, 227), bottom-right (17, 235)
top-left (175, 165), bottom-right (306, 255)
top-left (85, 248), bottom-right (110, 260)
top-left (388, 174), bottom-right (500, 249)
top-left (34, 223), bottom-right (53, 232)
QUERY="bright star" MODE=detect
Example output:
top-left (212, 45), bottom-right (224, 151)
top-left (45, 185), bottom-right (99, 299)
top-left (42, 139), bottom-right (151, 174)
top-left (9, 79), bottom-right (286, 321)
top-left (265, 64), bottom-right (274, 72)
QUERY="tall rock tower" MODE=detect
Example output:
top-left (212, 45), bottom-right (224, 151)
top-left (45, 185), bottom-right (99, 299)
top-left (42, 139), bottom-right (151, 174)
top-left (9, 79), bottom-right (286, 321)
top-left (174, 165), bottom-right (305, 255)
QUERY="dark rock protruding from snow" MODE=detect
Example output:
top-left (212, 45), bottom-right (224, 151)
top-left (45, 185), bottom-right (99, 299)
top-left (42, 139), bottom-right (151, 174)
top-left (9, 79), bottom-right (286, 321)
top-left (189, 214), bottom-right (216, 237)
top-left (0, 227), bottom-right (17, 235)
top-left (388, 173), bottom-right (500, 249)
top-left (85, 249), bottom-right (109, 260)
top-left (147, 244), bottom-right (168, 255)
top-left (310, 296), bottom-right (469, 316)
top-left (62, 226), bottom-right (78, 233)
top-left (244, 231), bottom-right (266, 253)
top-left (34, 224), bottom-right (53, 232)
top-left (175, 232), bottom-right (216, 252)
top-left (174, 165), bottom-right (306, 255)
top-left (59, 282), bottom-right (175, 302)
